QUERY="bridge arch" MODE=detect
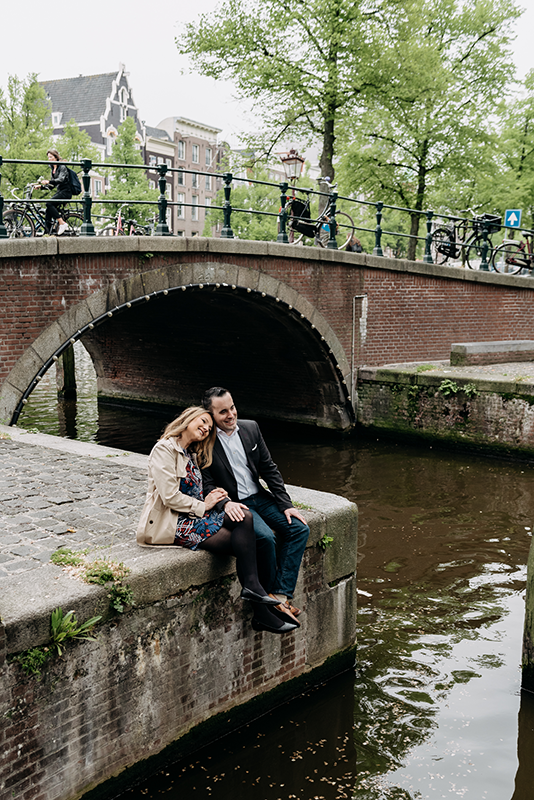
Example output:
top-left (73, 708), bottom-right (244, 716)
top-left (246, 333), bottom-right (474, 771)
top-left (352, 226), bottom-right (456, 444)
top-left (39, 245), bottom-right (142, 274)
top-left (2, 262), bottom-right (353, 430)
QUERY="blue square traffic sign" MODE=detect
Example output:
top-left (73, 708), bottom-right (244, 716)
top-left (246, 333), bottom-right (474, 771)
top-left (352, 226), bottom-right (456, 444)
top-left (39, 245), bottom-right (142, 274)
top-left (504, 209), bottom-right (522, 228)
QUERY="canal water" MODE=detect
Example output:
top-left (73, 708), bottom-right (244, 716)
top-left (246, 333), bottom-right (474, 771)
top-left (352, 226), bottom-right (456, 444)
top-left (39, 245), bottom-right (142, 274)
top-left (16, 344), bottom-right (534, 799)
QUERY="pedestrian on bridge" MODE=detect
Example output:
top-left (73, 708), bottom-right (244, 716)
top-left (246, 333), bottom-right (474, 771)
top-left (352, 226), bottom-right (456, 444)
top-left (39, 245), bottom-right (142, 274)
top-left (35, 149), bottom-right (71, 236)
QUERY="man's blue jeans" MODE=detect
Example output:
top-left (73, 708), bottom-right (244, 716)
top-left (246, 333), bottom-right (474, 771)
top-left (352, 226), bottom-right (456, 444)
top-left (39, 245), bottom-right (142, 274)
top-left (242, 493), bottom-right (310, 599)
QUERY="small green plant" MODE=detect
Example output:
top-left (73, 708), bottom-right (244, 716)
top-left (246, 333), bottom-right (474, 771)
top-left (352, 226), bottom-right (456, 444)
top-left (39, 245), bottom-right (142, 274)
top-left (108, 584), bottom-right (134, 614)
top-left (293, 501), bottom-right (312, 510)
top-left (12, 647), bottom-right (51, 677)
top-left (50, 608), bottom-right (102, 655)
top-left (317, 534), bottom-right (334, 551)
top-left (463, 383), bottom-right (479, 398)
top-left (438, 379), bottom-right (460, 396)
top-left (51, 547), bottom-right (87, 568)
top-left (51, 551), bottom-right (133, 614)
top-left (415, 364), bottom-right (435, 373)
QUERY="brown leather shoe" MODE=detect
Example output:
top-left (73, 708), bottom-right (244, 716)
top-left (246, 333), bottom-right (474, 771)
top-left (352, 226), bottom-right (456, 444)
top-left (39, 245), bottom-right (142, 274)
top-left (286, 600), bottom-right (301, 617)
top-left (269, 595), bottom-right (301, 626)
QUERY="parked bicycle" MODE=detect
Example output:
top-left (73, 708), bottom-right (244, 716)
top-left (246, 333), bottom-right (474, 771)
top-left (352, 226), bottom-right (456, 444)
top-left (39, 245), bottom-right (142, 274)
top-left (97, 205), bottom-right (153, 236)
top-left (284, 183), bottom-right (355, 248)
top-left (3, 183), bottom-right (83, 238)
top-left (431, 209), bottom-right (501, 268)
top-left (492, 232), bottom-right (534, 275)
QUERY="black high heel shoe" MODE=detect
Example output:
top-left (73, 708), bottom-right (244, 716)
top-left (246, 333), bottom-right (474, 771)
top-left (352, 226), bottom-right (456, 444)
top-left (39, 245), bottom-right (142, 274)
top-left (251, 617), bottom-right (297, 634)
top-left (241, 587), bottom-right (279, 605)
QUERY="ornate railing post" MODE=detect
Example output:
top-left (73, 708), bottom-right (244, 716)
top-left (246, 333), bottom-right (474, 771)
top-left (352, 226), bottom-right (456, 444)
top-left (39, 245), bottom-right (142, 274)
top-left (80, 159), bottom-right (95, 236)
top-left (479, 220), bottom-right (490, 271)
top-left (221, 172), bottom-right (234, 239)
top-left (277, 181), bottom-right (289, 243)
top-left (423, 210), bottom-right (433, 263)
top-left (155, 164), bottom-right (170, 235)
top-left (373, 201), bottom-right (384, 256)
top-left (326, 189), bottom-right (338, 249)
top-left (0, 156), bottom-right (8, 239)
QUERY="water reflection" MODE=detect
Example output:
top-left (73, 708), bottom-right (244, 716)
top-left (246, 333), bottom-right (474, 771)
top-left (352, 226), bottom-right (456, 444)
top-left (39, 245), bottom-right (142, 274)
top-left (16, 355), bottom-right (534, 799)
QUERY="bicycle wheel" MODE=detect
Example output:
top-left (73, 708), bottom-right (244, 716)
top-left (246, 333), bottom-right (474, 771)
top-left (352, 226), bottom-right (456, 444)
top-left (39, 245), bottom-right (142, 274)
top-left (63, 212), bottom-right (83, 236)
top-left (4, 209), bottom-right (35, 238)
top-left (431, 228), bottom-right (453, 265)
top-left (465, 234), bottom-right (493, 269)
top-left (491, 241), bottom-right (528, 275)
top-left (318, 212), bottom-right (355, 249)
top-left (98, 225), bottom-right (118, 237)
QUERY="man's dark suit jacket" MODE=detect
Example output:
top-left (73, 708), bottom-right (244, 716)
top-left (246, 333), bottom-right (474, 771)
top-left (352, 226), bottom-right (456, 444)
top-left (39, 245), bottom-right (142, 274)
top-left (201, 419), bottom-right (292, 513)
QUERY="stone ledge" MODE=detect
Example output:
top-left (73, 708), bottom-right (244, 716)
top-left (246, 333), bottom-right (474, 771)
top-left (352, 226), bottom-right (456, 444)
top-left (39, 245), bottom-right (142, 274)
top-left (451, 340), bottom-right (534, 366)
top-left (0, 426), bottom-right (357, 655)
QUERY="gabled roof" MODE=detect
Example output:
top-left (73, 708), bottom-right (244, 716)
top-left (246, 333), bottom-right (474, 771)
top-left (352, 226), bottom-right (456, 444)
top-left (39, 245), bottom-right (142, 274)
top-left (145, 125), bottom-right (172, 142)
top-left (40, 72), bottom-right (118, 123)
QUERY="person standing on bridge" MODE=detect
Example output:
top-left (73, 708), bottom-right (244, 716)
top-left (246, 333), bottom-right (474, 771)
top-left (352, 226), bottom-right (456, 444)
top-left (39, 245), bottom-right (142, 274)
top-left (137, 406), bottom-right (297, 635)
top-left (35, 149), bottom-right (71, 236)
top-left (201, 387), bottom-right (309, 623)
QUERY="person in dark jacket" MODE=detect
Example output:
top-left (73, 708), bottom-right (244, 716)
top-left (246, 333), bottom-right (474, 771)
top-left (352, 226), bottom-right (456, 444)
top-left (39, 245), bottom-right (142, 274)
top-left (201, 387), bottom-right (309, 621)
top-left (37, 149), bottom-right (71, 235)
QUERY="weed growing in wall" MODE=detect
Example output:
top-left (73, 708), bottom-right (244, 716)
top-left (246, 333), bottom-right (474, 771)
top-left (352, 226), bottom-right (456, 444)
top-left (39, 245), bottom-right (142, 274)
top-left (51, 548), bottom-right (134, 615)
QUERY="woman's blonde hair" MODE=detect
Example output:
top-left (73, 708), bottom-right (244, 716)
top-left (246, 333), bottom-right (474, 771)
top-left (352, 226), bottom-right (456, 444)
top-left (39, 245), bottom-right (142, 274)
top-left (161, 406), bottom-right (215, 468)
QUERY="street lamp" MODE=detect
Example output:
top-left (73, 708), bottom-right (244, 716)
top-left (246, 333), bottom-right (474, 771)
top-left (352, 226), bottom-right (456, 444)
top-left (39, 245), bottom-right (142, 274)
top-left (280, 149), bottom-right (305, 183)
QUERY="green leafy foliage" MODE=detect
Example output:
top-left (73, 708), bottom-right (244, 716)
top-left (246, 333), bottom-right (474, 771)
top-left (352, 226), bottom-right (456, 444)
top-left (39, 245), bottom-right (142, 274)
top-left (438, 379), bottom-right (460, 396)
top-left (0, 73), bottom-right (53, 195)
top-left (59, 119), bottom-right (100, 165)
top-left (12, 647), bottom-right (51, 677)
top-left (50, 608), bottom-right (101, 655)
top-left (100, 117), bottom-right (159, 224)
top-left (50, 547), bottom-right (87, 567)
top-left (318, 534), bottom-right (334, 551)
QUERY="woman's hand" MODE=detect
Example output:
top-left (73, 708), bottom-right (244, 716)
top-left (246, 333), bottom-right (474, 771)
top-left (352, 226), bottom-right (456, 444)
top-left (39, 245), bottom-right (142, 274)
top-left (204, 487), bottom-right (228, 510)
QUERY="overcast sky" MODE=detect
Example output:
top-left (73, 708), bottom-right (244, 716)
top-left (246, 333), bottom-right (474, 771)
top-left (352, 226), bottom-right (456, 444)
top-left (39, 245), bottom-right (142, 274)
top-left (1, 0), bottom-right (533, 148)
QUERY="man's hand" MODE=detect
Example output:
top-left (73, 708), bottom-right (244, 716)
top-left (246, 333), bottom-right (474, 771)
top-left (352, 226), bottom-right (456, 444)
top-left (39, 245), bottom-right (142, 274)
top-left (284, 507), bottom-right (307, 525)
top-left (224, 500), bottom-right (249, 522)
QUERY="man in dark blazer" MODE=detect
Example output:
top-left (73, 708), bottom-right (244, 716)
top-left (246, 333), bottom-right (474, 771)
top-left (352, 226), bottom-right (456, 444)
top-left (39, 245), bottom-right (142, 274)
top-left (201, 387), bottom-right (309, 615)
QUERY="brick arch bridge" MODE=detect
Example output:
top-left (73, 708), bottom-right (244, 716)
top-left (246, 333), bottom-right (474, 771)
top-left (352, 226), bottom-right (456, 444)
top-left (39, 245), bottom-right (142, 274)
top-left (1, 237), bottom-right (534, 430)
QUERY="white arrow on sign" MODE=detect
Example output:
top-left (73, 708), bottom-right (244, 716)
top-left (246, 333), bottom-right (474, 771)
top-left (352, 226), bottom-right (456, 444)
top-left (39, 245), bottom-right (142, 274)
top-left (507, 212), bottom-right (518, 225)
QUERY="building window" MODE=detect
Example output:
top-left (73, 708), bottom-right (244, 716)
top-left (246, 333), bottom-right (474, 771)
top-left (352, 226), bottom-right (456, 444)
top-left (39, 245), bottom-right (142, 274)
top-left (166, 158), bottom-right (172, 168)
top-left (191, 196), bottom-right (199, 221)
top-left (149, 180), bottom-right (156, 190)
top-left (205, 197), bottom-right (212, 207)
top-left (205, 174), bottom-right (211, 191)
top-left (176, 193), bottom-right (185, 219)
top-left (52, 112), bottom-right (63, 127)
top-left (94, 179), bottom-right (103, 197)
top-left (177, 168), bottom-right (184, 186)
top-left (192, 173), bottom-right (199, 189)
top-left (192, 144), bottom-right (199, 163)
top-left (177, 141), bottom-right (185, 160)
top-left (191, 231), bottom-right (199, 237)
top-left (205, 148), bottom-right (212, 166)
top-left (157, 156), bottom-right (164, 165)
top-left (165, 183), bottom-right (172, 200)
top-left (149, 155), bottom-right (157, 167)
top-left (176, 230), bottom-right (184, 236)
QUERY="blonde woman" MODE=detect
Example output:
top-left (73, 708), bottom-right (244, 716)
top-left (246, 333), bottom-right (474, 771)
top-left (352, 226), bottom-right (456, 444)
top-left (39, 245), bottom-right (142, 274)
top-left (137, 407), bottom-right (297, 634)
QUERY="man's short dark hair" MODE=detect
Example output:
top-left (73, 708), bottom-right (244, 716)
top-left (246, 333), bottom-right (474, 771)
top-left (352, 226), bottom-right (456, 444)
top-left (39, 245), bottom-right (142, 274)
top-left (202, 386), bottom-right (230, 411)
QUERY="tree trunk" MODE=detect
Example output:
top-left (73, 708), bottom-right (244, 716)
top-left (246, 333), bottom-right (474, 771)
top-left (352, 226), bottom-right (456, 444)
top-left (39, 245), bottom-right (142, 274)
top-left (407, 142), bottom-right (429, 261)
top-left (407, 214), bottom-right (420, 261)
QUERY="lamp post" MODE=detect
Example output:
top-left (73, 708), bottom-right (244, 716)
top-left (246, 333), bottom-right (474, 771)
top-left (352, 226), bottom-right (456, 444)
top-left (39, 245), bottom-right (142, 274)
top-left (280, 149), bottom-right (305, 244)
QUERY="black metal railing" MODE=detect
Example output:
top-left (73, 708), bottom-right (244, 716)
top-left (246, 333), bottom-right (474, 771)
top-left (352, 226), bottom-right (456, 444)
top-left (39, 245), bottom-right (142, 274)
top-left (0, 156), bottom-right (532, 271)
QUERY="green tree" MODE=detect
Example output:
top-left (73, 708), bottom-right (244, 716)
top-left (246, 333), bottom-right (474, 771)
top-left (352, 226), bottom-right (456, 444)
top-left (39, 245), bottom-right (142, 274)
top-left (59, 119), bottom-right (100, 165)
top-left (102, 116), bottom-right (158, 225)
top-left (0, 73), bottom-right (53, 195)
top-left (338, 0), bottom-right (521, 260)
top-left (176, 0), bottom-right (380, 180)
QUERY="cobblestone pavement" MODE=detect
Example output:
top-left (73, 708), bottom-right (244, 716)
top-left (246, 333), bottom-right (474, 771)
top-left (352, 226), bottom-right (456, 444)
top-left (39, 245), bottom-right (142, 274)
top-left (0, 434), bottom-right (147, 579)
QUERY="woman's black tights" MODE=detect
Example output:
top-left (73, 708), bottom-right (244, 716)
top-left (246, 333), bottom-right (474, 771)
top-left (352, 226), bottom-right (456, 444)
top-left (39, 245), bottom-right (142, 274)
top-left (199, 510), bottom-right (285, 630)
top-left (198, 510), bottom-right (266, 596)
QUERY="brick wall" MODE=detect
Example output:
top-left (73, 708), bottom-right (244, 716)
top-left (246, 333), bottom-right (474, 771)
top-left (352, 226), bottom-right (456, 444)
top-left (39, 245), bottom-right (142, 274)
top-left (2, 240), bottom-right (534, 427)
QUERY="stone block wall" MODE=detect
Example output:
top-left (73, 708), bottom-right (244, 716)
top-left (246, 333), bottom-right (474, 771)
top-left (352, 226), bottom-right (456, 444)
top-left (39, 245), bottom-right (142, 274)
top-left (0, 486), bottom-right (357, 800)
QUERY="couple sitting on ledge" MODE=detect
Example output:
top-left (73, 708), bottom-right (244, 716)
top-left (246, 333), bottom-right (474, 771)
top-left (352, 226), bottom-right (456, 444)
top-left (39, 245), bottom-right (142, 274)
top-left (137, 387), bottom-right (310, 635)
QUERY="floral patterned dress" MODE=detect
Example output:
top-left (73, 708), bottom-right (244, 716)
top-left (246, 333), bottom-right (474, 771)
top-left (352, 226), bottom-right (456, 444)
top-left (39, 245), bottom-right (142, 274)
top-left (174, 452), bottom-right (225, 549)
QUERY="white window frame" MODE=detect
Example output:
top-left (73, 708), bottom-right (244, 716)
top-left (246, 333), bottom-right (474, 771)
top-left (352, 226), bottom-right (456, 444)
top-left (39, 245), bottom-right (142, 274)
top-left (177, 141), bottom-right (185, 160)
top-left (176, 193), bottom-right (185, 219)
top-left (177, 168), bottom-right (184, 186)
top-left (205, 148), bottom-right (212, 166)
top-left (205, 174), bottom-right (211, 191)
top-left (192, 173), bottom-right (199, 189)
top-left (192, 144), bottom-right (199, 164)
top-left (191, 196), bottom-right (199, 221)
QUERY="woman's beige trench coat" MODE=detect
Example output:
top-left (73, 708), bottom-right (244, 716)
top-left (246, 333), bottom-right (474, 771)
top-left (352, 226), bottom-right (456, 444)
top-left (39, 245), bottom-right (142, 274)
top-left (137, 437), bottom-right (206, 546)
